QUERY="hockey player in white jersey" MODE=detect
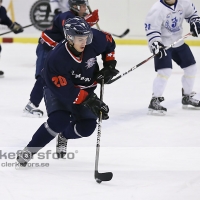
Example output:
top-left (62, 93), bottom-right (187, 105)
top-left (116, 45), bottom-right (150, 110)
top-left (145, 0), bottom-right (200, 115)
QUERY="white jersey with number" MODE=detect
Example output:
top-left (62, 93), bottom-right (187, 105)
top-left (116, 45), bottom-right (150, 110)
top-left (50, 0), bottom-right (69, 13)
top-left (145, 0), bottom-right (199, 49)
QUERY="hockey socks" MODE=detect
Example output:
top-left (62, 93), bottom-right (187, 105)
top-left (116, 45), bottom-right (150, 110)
top-left (30, 76), bottom-right (44, 107)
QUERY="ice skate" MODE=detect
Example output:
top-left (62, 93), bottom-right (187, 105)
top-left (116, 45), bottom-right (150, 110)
top-left (56, 133), bottom-right (68, 159)
top-left (148, 97), bottom-right (167, 115)
top-left (15, 147), bottom-right (33, 169)
top-left (182, 89), bottom-right (200, 109)
top-left (23, 101), bottom-right (43, 117)
top-left (0, 70), bottom-right (4, 78)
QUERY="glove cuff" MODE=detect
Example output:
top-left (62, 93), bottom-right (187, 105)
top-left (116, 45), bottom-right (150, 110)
top-left (73, 90), bottom-right (88, 104)
top-left (190, 17), bottom-right (200, 24)
top-left (103, 60), bottom-right (117, 68)
top-left (9, 23), bottom-right (14, 29)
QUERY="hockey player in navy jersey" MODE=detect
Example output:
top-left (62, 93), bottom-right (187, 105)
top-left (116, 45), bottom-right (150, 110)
top-left (145, 0), bottom-right (200, 115)
top-left (0, 0), bottom-right (23, 77)
top-left (23, 0), bottom-right (99, 117)
top-left (16, 17), bottom-right (119, 167)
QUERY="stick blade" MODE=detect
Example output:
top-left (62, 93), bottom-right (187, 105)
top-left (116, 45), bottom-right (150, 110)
top-left (111, 28), bottom-right (130, 38)
top-left (95, 170), bottom-right (113, 183)
top-left (118, 28), bottom-right (130, 38)
top-left (123, 28), bottom-right (130, 36)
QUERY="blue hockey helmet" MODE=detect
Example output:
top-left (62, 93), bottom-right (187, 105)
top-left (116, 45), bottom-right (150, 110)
top-left (68, 0), bottom-right (89, 13)
top-left (63, 17), bottom-right (93, 45)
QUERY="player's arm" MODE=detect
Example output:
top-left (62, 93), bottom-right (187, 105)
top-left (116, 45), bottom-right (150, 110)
top-left (145, 7), bottom-right (166, 58)
top-left (40, 12), bottom-right (75, 50)
top-left (94, 30), bottom-right (119, 84)
top-left (0, 6), bottom-right (23, 34)
top-left (40, 15), bottom-right (62, 49)
top-left (145, 7), bottom-right (163, 48)
top-left (184, 1), bottom-right (200, 37)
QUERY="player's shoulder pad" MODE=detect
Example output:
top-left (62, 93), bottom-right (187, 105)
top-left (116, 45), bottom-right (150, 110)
top-left (181, 0), bottom-right (194, 7)
top-left (54, 11), bottom-right (75, 27)
top-left (91, 28), bottom-right (114, 43)
top-left (91, 28), bottom-right (115, 54)
top-left (0, 5), bottom-right (7, 13)
top-left (60, 11), bottom-right (76, 20)
top-left (147, 1), bottom-right (165, 18)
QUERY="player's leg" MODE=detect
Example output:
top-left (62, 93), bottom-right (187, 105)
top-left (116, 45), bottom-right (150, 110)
top-left (56, 104), bottom-right (97, 158)
top-left (172, 43), bottom-right (200, 109)
top-left (148, 49), bottom-right (173, 115)
top-left (0, 44), bottom-right (4, 77)
top-left (17, 87), bottom-right (72, 167)
top-left (23, 43), bottom-right (49, 117)
top-left (23, 76), bottom-right (45, 117)
top-left (16, 110), bottom-right (71, 168)
top-left (17, 87), bottom-right (97, 166)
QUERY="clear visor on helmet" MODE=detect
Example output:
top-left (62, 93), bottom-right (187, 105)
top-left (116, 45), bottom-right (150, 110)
top-left (67, 32), bottom-right (93, 45)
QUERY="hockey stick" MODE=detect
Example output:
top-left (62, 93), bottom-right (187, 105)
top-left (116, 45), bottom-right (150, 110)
top-left (112, 28), bottom-right (130, 38)
top-left (0, 24), bottom-right (34, 36)
top-left (95, 78), bottom-right (113, 184)
top-left (87, 5), bottom-right (129, 38)
top-left (107, 32), bottom-right (193, 84)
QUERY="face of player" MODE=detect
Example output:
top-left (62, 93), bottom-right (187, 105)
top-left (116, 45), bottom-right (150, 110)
top-left (73, 36), bottom-right (88, 52)
top-left (164, 0), bottom-right (176, 5)
top-left (73, 4), bottom-right (87, 17)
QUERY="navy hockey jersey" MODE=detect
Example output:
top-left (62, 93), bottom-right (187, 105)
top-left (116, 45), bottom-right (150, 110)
top-left (40, 11), bottom-right (75, 50)
top-left (43, 28), bottom-right (115, 105)
top-left (0, 6), bottom-right (12, 27)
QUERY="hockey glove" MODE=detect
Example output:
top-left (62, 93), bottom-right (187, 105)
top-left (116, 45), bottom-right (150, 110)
top-left (54, 8), bottom-right (62, 16)
top-left (151, 41), bottom-right (167, 59)
top-left (190, 17), bottom-right (200, 37)
top-left (84, 9), bottom-right (99, 27)
top-left (82, 93), bottom-right (109, 120)
top-left (96, 60), bottom-right (119, 84)
top-left (9, 22), bottom-right (23, 34)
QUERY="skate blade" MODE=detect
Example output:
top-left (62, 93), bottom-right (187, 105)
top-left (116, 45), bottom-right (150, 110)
top-left (15, 162), bottom-right (27, 170)
top-left (0, 75), bottom-right (4, 78)
top-left (23, 110), bottom-right (43, 118)
top-left (148, 109), bottom-right (166, 116)
top-left (56, 152), bottom-right (67, 159)
top-left (182, 105), bottom-right (200, 110)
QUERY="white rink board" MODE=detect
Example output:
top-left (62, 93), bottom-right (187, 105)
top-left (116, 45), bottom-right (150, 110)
top-left (1, 0), bottom-right (200, 39)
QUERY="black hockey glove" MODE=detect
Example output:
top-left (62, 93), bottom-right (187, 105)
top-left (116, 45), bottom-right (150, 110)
top-left (81, 93), bottom-right (109, 120)
top-left (9, 22), bottom-right (23, 34)
top-left (190, 17), bottom-right (200, 37)
top-left (95, 60), bottom-right (119, 84)
top-left (151, 41), bottom-right (167, 59)
top-left (54, 8), bottom-right (62, 15)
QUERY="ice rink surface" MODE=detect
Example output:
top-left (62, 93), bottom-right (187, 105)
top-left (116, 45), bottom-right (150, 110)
top-left (0, 43), bottom-right (200, 200)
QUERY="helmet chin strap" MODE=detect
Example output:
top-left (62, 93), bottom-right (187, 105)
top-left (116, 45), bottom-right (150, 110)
top-left (67, 42), bottom-right (82, 56)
